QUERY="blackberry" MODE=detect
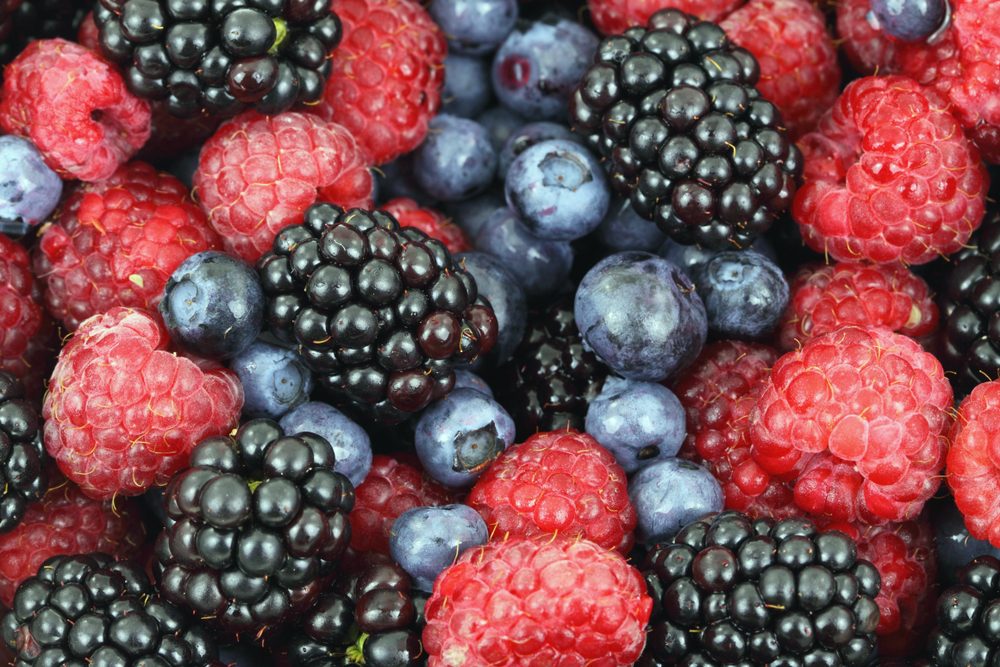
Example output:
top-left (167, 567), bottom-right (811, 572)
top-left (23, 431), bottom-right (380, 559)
top-left (639, 511), bottom-right (881, 666)
top-left (0, 371), bottom-right (46, 533)
top-left (154, 418), bottom-right (355, 640)
top-left (0, 0), bottom-right (89, 66)
top-left (1, 553), bottom-right (222, 666)
top-left (490, 297), bottom-right (607, 439)
top-left (93, 0), bottom-right (342, 118)
top-left (258, 205), bottom-right (499, 423)
top-left (923, 555), bottom-right (1000, 665)
top-left (569, 9), bottom-right (802, 250)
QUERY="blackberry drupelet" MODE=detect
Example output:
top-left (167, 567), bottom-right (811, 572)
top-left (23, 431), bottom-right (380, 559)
top-left (1, 553), bottom-right (223, 666)
top-left (154, 418), bottom-right (355, 640)
top-left (923, 555), bottom-right (1000, 666)
top-left (93, 0), bottom-right (342, 117)
top-left (490, 297), bottom-right (606, 439)
top-left (258, 205), bottom-right (499, 423)
top-left (0, 371), bottom-right (46, 533)
top-left (569, 9), bottom-right (802, 250)
top-left (639, 511), bottom-right (881, 666)
top-left (0, 0), bottom-right (89, 65)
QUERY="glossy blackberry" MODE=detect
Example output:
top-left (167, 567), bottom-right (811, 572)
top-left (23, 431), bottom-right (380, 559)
top-left (154, 418), bottom-right (355, 640)
top-left (0, 0), bottom-right (89, 66)
top-left (639, 511), bottom-right (881, 666)
top-left (1, 553), bottom-right (223, 666)
top-left (93, 0), bottom-right (342, 118)
top-left (569, 9), bottom-right (802, 250)
top-left (258, 205), bottom-right (499, 424)
top-left (923, 555), bottom-right (1000, 666)
top-left (0, 371), bottom-right (46, 533)
top-left (490, 298), bottom-right (607, 439)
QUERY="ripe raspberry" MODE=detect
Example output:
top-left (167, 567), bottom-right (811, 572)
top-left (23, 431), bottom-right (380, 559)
top-left (835, 0), bottom-right (899, 75)
top-left (467, 430), bottom-right (636, 552)
top-left (422, 537), bottom-right (652, 666)
top-left (381, 197), bottom-right (470, 254)
top-left (779, 262), bottom-right (939, 350)
top-left (43, 308), bottom-right (243, 500)
top-left (793, 75), bottom-right (988, 265)
top-left (0, 477), bottom-right (145, 607)
top-left (720, 0), bottom-right (840, 135)
top-left (673, 341), bottom-right (800, 520)
top-left (587, 0), bottom-right (743, 36)
top-left (194, 111), bottom-right (373, 264)
top-left (35, 161), bottom-right (221, 332)
top-left (946, 379), bottom-right (1000, 547)
top-left (0, 39), bottom-right (150, 182)
top-left (0, 235), bottom-right (56, 399)
top-left (313, 0), bottom-right (446, 165)
top-left (750, 326), bottom-right (953, 524)
top-left (349, 454), bottom-right (458, 555)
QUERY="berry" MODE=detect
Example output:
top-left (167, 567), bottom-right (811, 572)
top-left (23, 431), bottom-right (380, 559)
top-left (947, 380), bottom-right (1000, 548)
top-left (925, 555), bottom-right (1000, 665)
top-left (422, 537), bottom-right (652, 665)
top-left (793, 75), bottom-right (988, 265)
top-left (453, 251), bottom-right (527, 366)
top-left (570, 9), bottom-right (802, 249)
top-left (468, 429), bottom-right (637, 552)
top-left (389, 504), bottom-right (488, 591)
top-left (630, 458), bottom-right (723, 543)
top-left (598, 199), bottom-right (668, 253)
top-left (43, 307), bottom-right (243, 500)
top-left (258, 205), bottom-right (498, 422)
top-left (429, 0), bottom-right (517, 55)
top-left (155, 418), bottom-right (355, 639)
top-left (412, 114), bottom-right (498, 203)
top-left (835, 0), bottom-right (900, 75)
top-left (931, 498), bottom-right (1000, 587)
top-left (94, 0), bottom-right (342, 117)
top-left (0, 0), bottom-right (89, 65)
top-left (0, 38), bottom-right (151, 182)
top-left (139, 100), bottom-right (222, 163)
top-left (691, 249), bottom-right (789, 340)
top-left (440, 54), bottom-right (494, 118)
top-left (0, 136), bottom-right (62, 231)
top-left (194, 111), bottom-right (374, 265)
top-left (0, 372), bottom-right (45, 534)
top-left (587, 0), bottom-right (743, 36)
top-left (380, 197), bottom-right (471, 255)
top-left (639, 511), bottom-right (881, 665)
top-left (314, 0), bottom-right (447, 166)
top-left (750, 325), bottom-right (953, 524)
top-left (477, 105), bottom-right (525, 150)
top-left (474, 206), bottom-right (574, 298)
top-left (659, 234), bottom-right (775, 277)
top-left (35, 161), bottom-right (221, 332)
top-left (870, 0), bottom-right (947, 41)
top-left (279, 401), bottom-right (373, 488)
top-left (497, 120), bottom-right (578, 179)
top-left (229, 341), bottom-right (314, 420)
top-left (453, 369), bottom-right (492, 396)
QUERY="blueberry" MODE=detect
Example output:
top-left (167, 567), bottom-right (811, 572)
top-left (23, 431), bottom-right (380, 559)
top-left (691, 250), bottom-right (789, 341)
top-left (931, 497), bottom-right (1000, 586)
top-left (441, 54), bottom-right (494, 118)
top-left (474, 207), bottom-right (574, 297)
top-left (659, 237), bottom-right (777, 277)
top-left (159, 251), bottom-right (264, 359)
top-left (0, 135), bottom-right (62, 232)
top-left (456, 251), bottom-right (527, 365)
top-left (869, 0), bottom-right (947, 42)
top-left (598, 199), bottom-right (668, 253)
top-left (443, 190), bottom-right (506, 239)
top-left (477, 106), bottom-right (527, 150)
top-left (585, 376), bottom-right (686, 474)
top-left (575, 252), bottom-right (707, 382)
top-left (504, 139), bottom-right (609, 241)
top-left (414, 388), bottom-right (516, 488)
top-left (629, 458), bottom-right (724, 544)
top-left (389, 504), bottom-right (489, 591)
top-left (279, 401), bottom-right (372, 487)
top-left (491, 18), bottom-right (598, 119)
top-left (430, 0), bottom-right (518, 55)
top-left (413, 114), bottom-right (498, 202)
top-left (376, 155), bottom-right (438, 207)
top-left (497, 121), bottom-right (578, 178)
top-left (229, 340), bottom-right (314, 419)
top-left (453, 369), bottom-right (494, 397)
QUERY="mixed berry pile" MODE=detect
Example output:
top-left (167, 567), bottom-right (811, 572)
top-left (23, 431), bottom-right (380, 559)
top-left (2, 0), bottom-right (1000, 664)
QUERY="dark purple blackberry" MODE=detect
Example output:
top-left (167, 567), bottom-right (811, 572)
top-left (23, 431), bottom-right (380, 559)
top-left (0, 0), bottom-right (89, 66)
top-left (0, 371), bottom-right (46, 533)
top-left (923, 555), bottom-right (1000, 666)
top-left (93, 0), bottom-right (342, 118)
top-left (569, 9), bottom-right (802, 250)
top-left (639, 511), bottom-right (881, 666)
top-left (1, 553), bottom-right (223, 666)
top-left (258, 204), bottom-right (499, 423)
top-left (154, 418), bottom-right (355, 640)
top-left (490, 297), bottom-right (606, 439)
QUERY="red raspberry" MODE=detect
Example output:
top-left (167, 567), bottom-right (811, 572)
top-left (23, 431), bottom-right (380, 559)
top-left (793, 75), bottom-right (988, 265)
top-left (779, 262), bottom-right (939, 350)
top-left (194, 111), bottom-right (373, 264)
top-left (588, 0), bottom-right (743, 36)
top-left (467, 430), bottom-right (636, 553)
top-left (43, 308), bottom-right (243, 500)
top-left (835, 0), bottom-right (898, 75)
top-left (422, 537), bottom-right (652, 666)
top-left (0, 477), bottom-right (145, 607)
top-left (720, 0), bottom-right (840, 136)
top-left (381, 197), bottom-right (470, 254)
top-left (947, 379), bottom-right (1000, 547)
top-left (35, 161), bottom-right (221, 332)
top-left (313, 0), bottom-right (446, 165)
top-left (750, 326), bottom-right (953, 524)
top-left (0, 39), bottom-right (150, 182)
top-left (673, 341), bottom-right (800, 520)
top-left (349, 454), bottom-right (458, 555)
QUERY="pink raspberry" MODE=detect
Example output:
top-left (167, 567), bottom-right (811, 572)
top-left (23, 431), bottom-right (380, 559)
top-left (381, 197), bottom-right (470, 254)
top-left (835, 0), bottom-right (899, 75)
top-left (947, 379), bottom-right (1000, 547)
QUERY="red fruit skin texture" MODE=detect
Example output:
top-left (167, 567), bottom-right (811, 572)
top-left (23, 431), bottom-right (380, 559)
top-left (0, 477), bottom-right (145, 607)
top-left (349, 454), bottom-right (458, 555)
top-left (0, 39), bottom-right (151, 182)
top-left (588, 0), bottom-right (743, 36)
top-left (381, 197), bottom-right (471, 254)
top-left (673, 341), bottom-right (801, 520)
top-left (194, 111), bottom-right (373, 264)
top-left (43, 308), bottom-right (243, 500)
top-left (750, 326), bottom-right (953, 524)
top-left (34, 161), bottom-right (221, 332)
top-left (468, 430), bottom-right (637, 553)
top-left (792, 75), bottom-right (988, 265)
top-left (835, 0), bottom-right (898, 75)
top-left (422, 537), bottom-right (652, 666)
top-left (779, 261), bottom-right (939, 350)
top-left (721, 0), bottom-right (840, 136)
top-left (315, 0), bottom-right (446, 166)
top-left (947, 379), bottom-right (1000, 547)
